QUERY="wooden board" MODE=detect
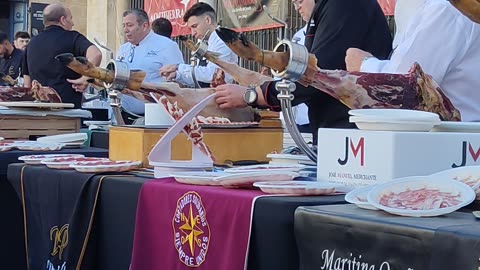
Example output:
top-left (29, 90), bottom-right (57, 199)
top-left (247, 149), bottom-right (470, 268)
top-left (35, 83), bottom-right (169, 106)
top-left (0, 115), bottom-right (80, 139)
top-left (109, 126), bottom-right (284, 166)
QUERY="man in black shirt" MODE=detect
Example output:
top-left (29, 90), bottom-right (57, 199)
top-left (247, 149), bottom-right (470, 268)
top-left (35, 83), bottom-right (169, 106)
top-left (23, 3), bottom-right (102, 108)
top-left (0, 32), bottom-right (25, 84)
top-left (215, 0), bottom-right (392, 144)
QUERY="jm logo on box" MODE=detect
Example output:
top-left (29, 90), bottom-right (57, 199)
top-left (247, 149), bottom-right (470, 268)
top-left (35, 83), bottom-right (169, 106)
top-left (452, 141), bottom-right (480, 168)
top-left (338, 137), bottom-right (365, 166)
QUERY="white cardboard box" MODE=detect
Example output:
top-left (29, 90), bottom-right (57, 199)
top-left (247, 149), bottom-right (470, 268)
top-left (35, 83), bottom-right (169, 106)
top-left (317, 128), bottom-right (480, 187)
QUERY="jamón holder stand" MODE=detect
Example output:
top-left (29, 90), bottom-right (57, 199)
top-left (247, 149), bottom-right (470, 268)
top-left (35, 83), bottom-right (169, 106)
top-left (271, 39), bottom-right (317, 162)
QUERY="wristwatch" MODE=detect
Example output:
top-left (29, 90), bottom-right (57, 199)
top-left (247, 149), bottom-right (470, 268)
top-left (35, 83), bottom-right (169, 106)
top-left (243, 86), bottom-right (258, 106)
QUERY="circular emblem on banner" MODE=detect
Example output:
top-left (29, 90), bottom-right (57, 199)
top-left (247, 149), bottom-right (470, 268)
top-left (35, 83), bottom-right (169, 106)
top-left (172, 191), bottom-right (211, 267)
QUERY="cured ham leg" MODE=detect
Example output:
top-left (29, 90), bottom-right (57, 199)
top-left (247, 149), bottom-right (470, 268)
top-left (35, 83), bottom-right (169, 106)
top-left (0, 80), bottom-right (62, 103)
top-left (180, 37), bottom-right (273, 87)
top-left (55, 53), bottom-right (254, 122)
top-left (215, 27), bottom-right (461, 121)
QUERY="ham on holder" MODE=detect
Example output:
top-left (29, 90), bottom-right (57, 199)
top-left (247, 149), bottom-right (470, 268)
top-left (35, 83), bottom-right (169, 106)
top-left (0, 80), bottom-right (62, 103)
top-left (211, 27), bottom-right (461, 121)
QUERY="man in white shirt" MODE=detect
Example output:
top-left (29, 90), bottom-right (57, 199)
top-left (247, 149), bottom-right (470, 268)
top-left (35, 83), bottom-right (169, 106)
top-left (159, 2), bottom-right (237, 88)
top-left (117, 8), bottom-right (184, 115)
top-left (345, 0), bottom-right (480, 121)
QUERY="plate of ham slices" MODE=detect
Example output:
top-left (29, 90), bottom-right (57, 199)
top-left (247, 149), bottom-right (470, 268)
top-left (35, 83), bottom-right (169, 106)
top-left (41, 157), bottom-right (109, 169)
top-left (254, 181), bottom-right (346, 195)
top-left (18, 154), bottom-right (85, 165)
top-left (430, 166), bottom-right (480, 199)
top-left (367, 176), bottom-right (475, 217)
top-left (0, 140), bottom-right (16, 152)
top-left (70, 160), bottom-right (141, 173)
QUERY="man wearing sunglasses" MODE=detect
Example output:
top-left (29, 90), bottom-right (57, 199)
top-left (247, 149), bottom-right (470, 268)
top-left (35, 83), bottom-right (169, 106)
top-left (117, 8), bottom-right (184, 115)
top-left (159, 2), bottom-right (237, 88)
top-left (345, 0), bottom-right (480, 122)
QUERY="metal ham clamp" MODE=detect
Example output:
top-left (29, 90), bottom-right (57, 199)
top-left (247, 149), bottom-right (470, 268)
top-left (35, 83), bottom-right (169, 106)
top-left (189, 28), bottom-right (212, 89)
top-left (263, 5), bottom-right (316, 162)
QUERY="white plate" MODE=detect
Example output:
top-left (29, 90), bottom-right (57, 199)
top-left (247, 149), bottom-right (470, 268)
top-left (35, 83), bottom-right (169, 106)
top-left (217, 171), bottom-right (300, 188)
top-left (70, 160), bottom-right (141, 173)
top-left (0, 146), bottom-right (13, 152)
top-left (224, 164), bottom-right (305, 173)
top-left (367, 176), bottom-right (475, 217)
top-left (266, 153), bottom-right (312, 163)
top-left (0, 101), bottom-right (74, 109)
top-left (15, 142), bottom-right (64, 151)
top-left (37, 133), bottom-right (87, 144)
top-left (18, 154), bottom-right (85, 165)
top-left (170, 171), bottom-right (229, 186)
top-left (345, 185), bottom-right (379, 210)
top-left (253, 181), bottom-right (343, 195)
top-left (431, 121), bottom-right (480, 133)
top-left (41, 157), bottom-right (109, 169)
top-left (0, 137), bottom-right (3, 141)
top-left (83, 121), bottom-right (112, 126)
top-left (349, 109), bottom-right (440, 121)
top-left (431, 166), bottom-right (480, 198)
top-left (350, 117), bottom-right (438, 132)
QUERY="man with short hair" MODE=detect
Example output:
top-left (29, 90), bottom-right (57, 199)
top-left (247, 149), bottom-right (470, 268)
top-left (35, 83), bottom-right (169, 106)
top-left (152, 17), bottom-right (173, 38)
top-left (23, 3), bottom-right (101, 108)
top-left (0, 32), bottom-right (24, 83)
top-left (13, 31), bottom-right (30, 51)
top-left (117, 8), bottom-right (184, 115)
top-left (159, 2), bottom-right (238, 88)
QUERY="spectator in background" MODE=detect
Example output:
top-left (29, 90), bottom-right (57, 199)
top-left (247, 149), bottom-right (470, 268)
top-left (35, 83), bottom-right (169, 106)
top-left (23, 3), bottom-right (102, 108)
top-left (0, 32), bottom-right (25, 82)
top-left (152, 18), bottom-right (173, 38)
top-left (159, 2), bottom-right (238, 88)
top-left (117, 8), bottom-right (184, 115)
top-left (13, 31), bottom-right (30, 51)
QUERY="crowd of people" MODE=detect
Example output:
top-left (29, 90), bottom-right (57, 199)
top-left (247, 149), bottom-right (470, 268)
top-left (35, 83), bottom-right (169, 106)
top-left (1, 0), bottom-right (479, 142)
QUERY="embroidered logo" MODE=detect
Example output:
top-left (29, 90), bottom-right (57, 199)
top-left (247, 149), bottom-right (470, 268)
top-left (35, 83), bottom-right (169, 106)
top-left (146, 50), bottom-right (160, 57)
top-left (172, 191), bottom-right (210, 267)
top-left (50, 224), bottom-right (69, 260)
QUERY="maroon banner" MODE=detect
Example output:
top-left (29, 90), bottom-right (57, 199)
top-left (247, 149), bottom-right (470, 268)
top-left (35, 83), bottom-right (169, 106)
top-left (130, 178), bottom-right (264, 270)
top-left (378, 0), bottom-right (395, 16)
top-left (144, 0), bottom-right (198, 37)
top-left (218, 0), bottom-right (286, 32)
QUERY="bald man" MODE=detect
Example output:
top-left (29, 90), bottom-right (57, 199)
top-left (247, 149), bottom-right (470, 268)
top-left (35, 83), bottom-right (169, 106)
top-left (449, 0), bottom-right (480, 23)
top-left (23, 3), bottom-right (102, 108)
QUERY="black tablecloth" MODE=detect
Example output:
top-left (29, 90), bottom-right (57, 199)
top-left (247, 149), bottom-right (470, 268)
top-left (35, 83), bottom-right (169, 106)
top-left (0, 148), bottom-right (108, 269)
top-left (89, 131), bottom-right (109, 149)
top-left (295, 204), bottom-right (480, 270)
top-left (7, 164), bottom-right (346, 270)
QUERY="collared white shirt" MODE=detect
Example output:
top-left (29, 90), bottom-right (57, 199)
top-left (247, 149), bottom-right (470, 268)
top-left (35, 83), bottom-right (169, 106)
top-left (392, 0), bottom-right (427, 48)
top-left (116, 31), bottom-right (184, 114)
top-left (175, 30), bottom-right (238, 87)
top-left (361, 0), bottom-right (480, 121)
